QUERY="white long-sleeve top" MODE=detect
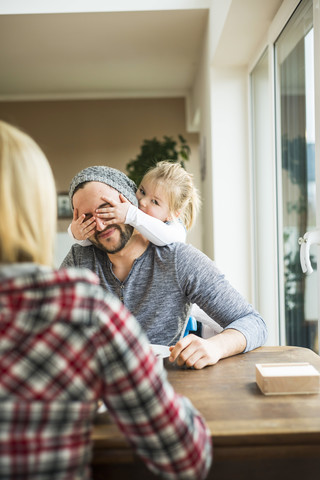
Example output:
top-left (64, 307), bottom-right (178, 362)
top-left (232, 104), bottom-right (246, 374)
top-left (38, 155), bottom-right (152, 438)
top-left (125, 204), bottom-right (186, 246)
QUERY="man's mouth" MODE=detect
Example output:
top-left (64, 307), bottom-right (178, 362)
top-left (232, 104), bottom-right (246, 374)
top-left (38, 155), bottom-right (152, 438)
top-left (97, 226), bottom-right (118, 240)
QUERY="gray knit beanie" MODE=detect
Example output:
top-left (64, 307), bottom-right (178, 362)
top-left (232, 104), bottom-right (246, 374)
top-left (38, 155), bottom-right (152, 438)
top-left (69, 166), bottom-right (138, 207)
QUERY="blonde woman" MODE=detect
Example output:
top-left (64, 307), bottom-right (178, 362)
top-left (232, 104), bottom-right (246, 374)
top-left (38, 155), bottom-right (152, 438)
top-left (0, 120), bottom-right (212, 479)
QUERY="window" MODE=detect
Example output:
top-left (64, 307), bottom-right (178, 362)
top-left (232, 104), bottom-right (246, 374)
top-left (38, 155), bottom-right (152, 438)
top-left (251, 0), bottom-right (319, 352)
top-left (275, 0), bottom-right (318, 351)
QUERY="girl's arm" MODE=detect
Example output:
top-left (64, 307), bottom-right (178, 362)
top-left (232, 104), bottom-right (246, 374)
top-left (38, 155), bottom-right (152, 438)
top-left (67, 223), bottom-right (92, 246)
top-left (126, 204), bottom-right (186, 246)
top-left (97, 195), bottom-right (186, 246)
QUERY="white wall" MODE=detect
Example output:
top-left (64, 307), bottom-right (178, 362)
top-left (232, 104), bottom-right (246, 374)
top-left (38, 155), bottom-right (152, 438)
top-left (186, 0), bottom-right (279, 303)
top-left (54, 233), bottom-right (74, 268)
top-left (188, 14), bottom-right (215, 260)
top-left (211, 67), bottom-right (252, 299)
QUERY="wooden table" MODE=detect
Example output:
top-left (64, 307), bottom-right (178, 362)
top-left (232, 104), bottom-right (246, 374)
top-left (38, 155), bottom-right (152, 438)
top-left (91, 346), bottom-right (320, 479)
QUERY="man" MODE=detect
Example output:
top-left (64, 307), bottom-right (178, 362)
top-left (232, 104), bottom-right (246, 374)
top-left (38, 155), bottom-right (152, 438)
top-left (61, 166), bottom-right (267, 369)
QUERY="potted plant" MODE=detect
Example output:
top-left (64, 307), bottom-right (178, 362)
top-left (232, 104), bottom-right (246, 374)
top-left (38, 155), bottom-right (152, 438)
top-left (126, 135), bottom-right (190, 186)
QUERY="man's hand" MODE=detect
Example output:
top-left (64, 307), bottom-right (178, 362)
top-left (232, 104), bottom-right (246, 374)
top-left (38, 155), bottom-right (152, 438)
top-left (169, 329), bottom-right (247, 369)
top-left (71, 208), bottom-right (96, 240)
top-left (96, 194), bottom-right (130, 225)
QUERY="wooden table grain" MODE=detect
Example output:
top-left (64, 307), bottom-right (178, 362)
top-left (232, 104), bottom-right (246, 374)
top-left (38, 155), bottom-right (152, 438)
top-left (91, 346), bottom-right (320, 479)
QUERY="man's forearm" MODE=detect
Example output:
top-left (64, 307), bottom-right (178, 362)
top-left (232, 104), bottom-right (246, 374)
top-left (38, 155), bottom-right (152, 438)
top-left (207, 328), bottom-right (247, 361)
top-left (169, 328), bottom-right (247, 369)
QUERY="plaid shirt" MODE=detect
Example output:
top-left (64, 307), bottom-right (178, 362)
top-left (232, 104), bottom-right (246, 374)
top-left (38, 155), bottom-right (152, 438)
top-left (0, 264), bottom-right (212, 479)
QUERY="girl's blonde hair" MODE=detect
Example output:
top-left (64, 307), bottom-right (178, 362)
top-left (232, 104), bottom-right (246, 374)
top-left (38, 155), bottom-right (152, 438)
top-left (142, 161), bottom-right (200, 230)
top-left (0, 120), bottom-right (57, 266)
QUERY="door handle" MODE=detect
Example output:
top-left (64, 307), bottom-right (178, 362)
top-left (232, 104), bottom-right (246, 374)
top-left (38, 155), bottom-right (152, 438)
top-left (298, 230), bottom-right (320, 275)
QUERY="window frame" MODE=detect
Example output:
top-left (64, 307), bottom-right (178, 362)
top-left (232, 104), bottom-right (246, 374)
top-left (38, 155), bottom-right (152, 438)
top-left (248, 0), bottom-right (320, 348)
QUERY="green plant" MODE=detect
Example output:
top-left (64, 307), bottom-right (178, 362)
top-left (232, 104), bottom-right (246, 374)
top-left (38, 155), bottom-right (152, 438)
top-left (126, 135), bottom-right (191, 186)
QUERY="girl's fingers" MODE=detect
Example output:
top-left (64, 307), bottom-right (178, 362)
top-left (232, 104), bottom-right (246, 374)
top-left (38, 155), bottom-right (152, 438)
top-left (96, 212), bottom-right (113, 219)
top-left (95, 206), bottom-right (113, 215)
top-left (83, 221), bottom-right (96, 232)
top-left (100, 195), bottom-right (116, 207)
top-left (83, 216), bottom-right (96, 226)
top-left (119, 194), bottom-right (129, 204)
top-left (82, 225), bottom-right (96, 238)
top-left (74, 214), bottom-right (86, 225)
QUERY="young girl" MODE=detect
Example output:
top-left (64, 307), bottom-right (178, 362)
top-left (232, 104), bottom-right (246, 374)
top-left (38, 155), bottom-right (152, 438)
top-left (68, 160), bottom-right (200, 247)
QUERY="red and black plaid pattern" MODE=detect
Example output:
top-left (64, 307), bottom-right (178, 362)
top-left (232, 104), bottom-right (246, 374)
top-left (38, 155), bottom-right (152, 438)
top-left (0, 266), bottom-right (212, 479)
top-left (0, 401), bottom-right (94, 479)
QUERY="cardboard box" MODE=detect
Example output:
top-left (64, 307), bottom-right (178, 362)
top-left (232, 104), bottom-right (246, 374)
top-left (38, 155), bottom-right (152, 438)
top-left (256, 362), bottom-right (320, 395)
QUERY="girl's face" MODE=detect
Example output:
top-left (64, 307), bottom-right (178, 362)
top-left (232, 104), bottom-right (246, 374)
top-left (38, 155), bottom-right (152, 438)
top-left (136, 179), bottom-right (172, 222)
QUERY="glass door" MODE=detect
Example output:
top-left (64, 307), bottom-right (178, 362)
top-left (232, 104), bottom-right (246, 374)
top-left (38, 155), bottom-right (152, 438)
top-left (275, 0), bottom-right (318, 352)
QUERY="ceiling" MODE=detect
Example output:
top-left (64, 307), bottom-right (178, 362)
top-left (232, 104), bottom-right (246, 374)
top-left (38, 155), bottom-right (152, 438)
top-left (0, 1), bottom-right (284, 101)
top-left (0, 9), bottom-right (208, 100)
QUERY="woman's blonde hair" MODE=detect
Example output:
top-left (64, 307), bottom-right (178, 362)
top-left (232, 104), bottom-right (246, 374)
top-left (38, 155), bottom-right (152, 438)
top-left (142, 161), bottom-right (201, 230)
top-left (0, 120), bottom-right (56, 266)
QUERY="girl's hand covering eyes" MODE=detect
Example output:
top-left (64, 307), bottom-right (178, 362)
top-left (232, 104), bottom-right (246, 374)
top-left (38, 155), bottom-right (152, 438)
top-left (96, 194), bottom-right (130, 225)
top-left (71, 208), bottom-right (96, 240)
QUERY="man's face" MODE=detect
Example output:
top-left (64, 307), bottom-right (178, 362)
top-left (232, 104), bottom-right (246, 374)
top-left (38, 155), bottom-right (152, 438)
top-left (73, 181), bottom-right (134, 254)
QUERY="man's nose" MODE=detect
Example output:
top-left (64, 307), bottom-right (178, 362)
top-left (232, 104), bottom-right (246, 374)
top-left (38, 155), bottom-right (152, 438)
top-left (95, 217), bottom-right (105, 231)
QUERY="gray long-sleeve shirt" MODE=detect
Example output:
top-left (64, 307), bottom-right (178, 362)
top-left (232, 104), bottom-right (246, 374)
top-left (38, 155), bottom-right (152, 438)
top-left (61, 242), bottom-right (267, 350)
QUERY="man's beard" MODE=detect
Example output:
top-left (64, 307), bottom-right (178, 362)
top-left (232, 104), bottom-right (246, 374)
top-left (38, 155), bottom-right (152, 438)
top-left (91, 224), bottom-right (134, 254)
